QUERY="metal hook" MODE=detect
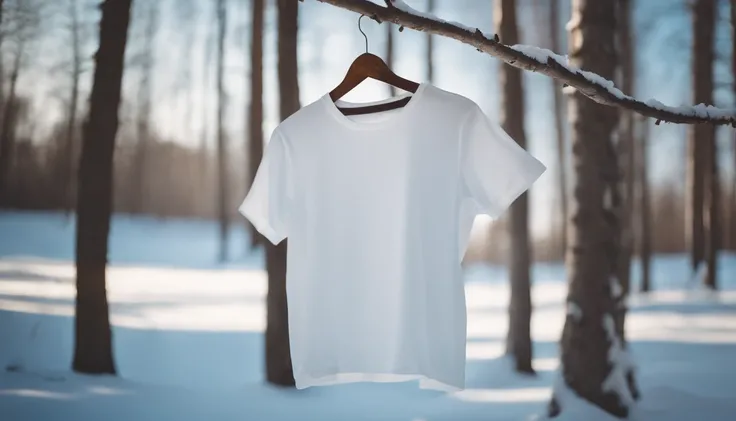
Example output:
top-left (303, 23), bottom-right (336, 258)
top-left (358, 14), bottom-right (368, 53)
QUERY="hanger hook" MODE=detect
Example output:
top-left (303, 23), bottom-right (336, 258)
top-left (358, 14), bottom-right (368, 53)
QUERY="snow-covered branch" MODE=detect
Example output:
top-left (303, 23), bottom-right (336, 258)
top-left (312, 0), bottom-right (736, 126)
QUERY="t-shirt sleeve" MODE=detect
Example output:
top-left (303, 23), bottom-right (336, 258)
top-left (239, 129), bottom-right (293, 245)
top-left (460, 104), bottom-right (546, 219)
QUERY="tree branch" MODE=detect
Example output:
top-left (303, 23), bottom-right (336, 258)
top-left (311, 0), bottom-right (736, 126)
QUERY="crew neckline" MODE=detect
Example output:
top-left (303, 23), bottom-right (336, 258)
top-left (322, 83), bottom-right (429, 130)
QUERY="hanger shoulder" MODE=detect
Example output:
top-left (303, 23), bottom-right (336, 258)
top-left (329, 53), bottom-right (419, 102)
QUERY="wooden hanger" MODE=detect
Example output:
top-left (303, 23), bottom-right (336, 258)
top-left (329, 15), bottom-right (420, 116)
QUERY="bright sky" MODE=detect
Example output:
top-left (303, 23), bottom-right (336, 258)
top-left (11, 0), bottom-right (736, 238)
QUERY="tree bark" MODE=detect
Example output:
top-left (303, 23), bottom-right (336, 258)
top-left (268, 0), bottom-right (300, 387)
top-left (247, 0), bottom-right (265, 248)
top-left (73, 0), bottom-right (132, 375)
top-left (315, 0), bottom-right (736, 125)
top-left (688, 0), bottom-right (715, 276)
top-left (426, 0), bottom-right (434, 82)
top-left (549, 0), bottom-right (567, 259)
top-left (216, 0), bottom-right (230, 262)
top-left (637, 117), bottom-right (651, 292)
top-left (704, 129), bottom-right (719, 289)
top-left (496, 0), bottom-right (534, 375)
top-left (731, 0), bottom-right (736, 252)
top-left (616, 0), bottom-right (634, 296)
top-left (549, 0), bottom-right (636, 417)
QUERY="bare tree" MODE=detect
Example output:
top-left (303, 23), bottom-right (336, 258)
top-left (130, 0), bottom-right (159, 214)
top-left (268, 0), bottom-right (299, 386)
top-left (73, 0), bottom-right (132, 374)
top-left (386, 22), bottom-right (395, 96)
top-left (688, 0), bottom-right (715, 276)
top-left (694, 0), bottom-right (717, 289)
top-left (731, 0), bottom-right (736, 252)
top-left (549, 0), bottom-right (567, 257)
top-left (200, 4), bottom-right (214, 189)
top-left (636, 116), bottom-right (651, 292)
top-left (548, 0), bottom-right (638, 417)
top-left (58, 0), bottom-right (84, 214)
top-left (247, 0), bottom-right (265, 248)
top-left (616, 0), bottom-right (634, 295)
top-left (216, 0), bottom-right (229, 262)
top-left (0, 0), bottom-right (41, 203)
top-left (426, 0), bottom-right (434, 82)
top-left (495, 0), bottom-right (533, 375)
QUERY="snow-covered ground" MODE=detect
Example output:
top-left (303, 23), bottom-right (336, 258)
top-left (1, 211), bottom-right (736, 421)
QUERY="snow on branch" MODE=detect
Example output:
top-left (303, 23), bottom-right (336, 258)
top-left (312, 0), bottom-right (736, 126)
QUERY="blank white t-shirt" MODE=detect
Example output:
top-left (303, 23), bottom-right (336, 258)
top-left (239, 83), bottom-right (546, 391)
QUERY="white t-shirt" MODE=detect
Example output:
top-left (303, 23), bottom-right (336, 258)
top-left (239, 83), bottom-right (546, 392)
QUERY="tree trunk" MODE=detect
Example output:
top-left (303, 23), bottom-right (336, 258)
top-left (549, 0), bottom-right (636, 418)
top-left (216, 0), bottom-right (229, 262)
top-left (549, 0), bottom-right (568, 259)
top-left (0, 42), bottom-right (23, 204)
top-left (386, 22), bottom-right (395, 96)
top-left (495, 0), bottom-right (534, 375)
top-left (730, 0), bottom-right (736, 252)
top-left (688, 0), bottom-right (715, 275)
top-left (426, 0), bottom-right (434, 82)
top-left (704, 126), bottom-right (719, 289)
top-left (247, 0), bottom-right (265, 248)
top-left (131, 1), bottom-right (158, 214)
top-left (73, 0), bottom-right (132, 375)
top-left (616, 0), bottom-right (634, 296)
top-left (638, 117), bottom-right (651, 292)
top-left (61, 0), bottom-right (82, 215)
top-left (268, 0), bottom-right (300, 387)
top-left (693, 0), bottom-right (716, 288)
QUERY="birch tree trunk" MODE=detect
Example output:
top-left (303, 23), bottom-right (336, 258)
top-left (495, 0), bottom-right (533, 375)
top-left (73, 0), bottom-right (132, 375)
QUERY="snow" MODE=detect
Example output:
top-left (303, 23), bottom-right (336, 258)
top-left (601, 314), bottom-right (635, 407)
top-left (2, 211), bottom-right (736, 421)
top-left (510, 44), bottom-right (627, 99)
top-left (645, 99), bottom-right (736, 120)
top-left (610, 276), bottom-right (623, 299)
top-left (390, 0), bottom-right (493, 41)
top-left (566, 301), bottom-right (582, 322)
top-left (510, 44), bottom-right (569, 67)
top-left (386, 1), bottom-right (736, 122)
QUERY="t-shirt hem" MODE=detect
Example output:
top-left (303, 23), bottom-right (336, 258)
top-left (295, 372), bottom-right (463, 392)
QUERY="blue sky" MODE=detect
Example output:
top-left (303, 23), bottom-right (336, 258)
top-left (11, 0), bottom-right (736, 236)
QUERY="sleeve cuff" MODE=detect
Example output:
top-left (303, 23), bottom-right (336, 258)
top-left (239, 199), bottom-right (286, 245)
top-left (487, 158), bottom-right (547, 219)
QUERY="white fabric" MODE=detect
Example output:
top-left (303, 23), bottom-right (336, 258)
top-left (239, 83), bottom-right (546, 391)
